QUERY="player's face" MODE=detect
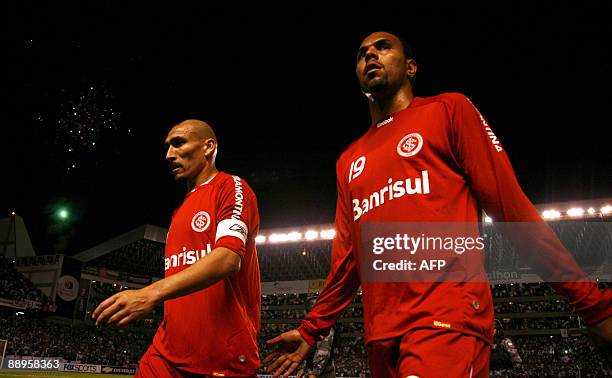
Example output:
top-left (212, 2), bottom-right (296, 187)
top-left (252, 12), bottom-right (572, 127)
top-left (165, 125), bottom-right (208, 182)
top-left (356, 32), bottom-right (409, 93)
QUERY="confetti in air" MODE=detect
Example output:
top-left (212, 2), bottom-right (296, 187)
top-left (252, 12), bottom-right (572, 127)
top-left (53, 82), bottom-right (121, 172)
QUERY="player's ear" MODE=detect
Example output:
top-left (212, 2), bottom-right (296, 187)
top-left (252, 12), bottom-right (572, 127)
top-left (405, 58), bottom-right (417, 80)
top-left (203, 138), bottom-right (217, 158)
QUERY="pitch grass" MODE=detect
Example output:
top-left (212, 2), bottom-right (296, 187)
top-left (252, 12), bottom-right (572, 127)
top-left (0, 372), bottom-right (133, 378)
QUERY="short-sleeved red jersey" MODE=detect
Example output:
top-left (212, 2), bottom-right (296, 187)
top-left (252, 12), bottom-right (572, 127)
top-left (152, 171), bottom-right (261, 376)
top-left (298, 93), bottom-right (612, 346)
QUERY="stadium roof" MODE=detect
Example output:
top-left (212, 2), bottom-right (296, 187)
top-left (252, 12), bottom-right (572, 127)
top-left (71, 198), bottom-right (611, 280)
top-left (0, 214), bottom-right (36, 259)
top-left (74, 224), bottom-right (167, 263)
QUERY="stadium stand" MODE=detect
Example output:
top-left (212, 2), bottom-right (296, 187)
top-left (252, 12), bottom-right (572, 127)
top-left (0, 312), bottom-right (149, 367)
top-left (2, 289), bottom-right (612, 375)
top-left (0, 255), bottom-right (49, 305)
top-left (1, 203), bottom-right (611, 376)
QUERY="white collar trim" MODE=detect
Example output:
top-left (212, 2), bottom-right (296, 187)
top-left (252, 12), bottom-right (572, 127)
top-left (190, 173), bottom-right (218, 192)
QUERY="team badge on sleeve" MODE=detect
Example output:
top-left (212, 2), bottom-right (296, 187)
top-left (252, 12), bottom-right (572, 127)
top-left (397, 133), bottom-right (423, 157)
top-left (191, 211), bottom-right (211, 232)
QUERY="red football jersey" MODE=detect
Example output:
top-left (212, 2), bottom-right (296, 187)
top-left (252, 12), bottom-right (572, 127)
top-left (152, 172), bottom-right (261, 376)
top-left (298, 93), bottom-right (612, 345)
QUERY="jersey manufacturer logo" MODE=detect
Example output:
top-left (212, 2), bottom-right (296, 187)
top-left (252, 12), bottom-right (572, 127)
top-left (433, 320), bottom-right (451, 329)
top-left (376, 116), bottom-right (394, 128)
top-left (230, 223), bottom-right (248, 238)
top-left (191, 211), bottom-right (211, 232)
top-left (397, 133), bottom-right (423, 157)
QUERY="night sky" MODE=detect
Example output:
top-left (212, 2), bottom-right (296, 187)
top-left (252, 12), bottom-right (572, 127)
top-left (2, 2), bottom-right (611, 256)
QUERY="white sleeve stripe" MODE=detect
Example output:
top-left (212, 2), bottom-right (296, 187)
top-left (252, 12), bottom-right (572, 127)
top-left (215, 219), bottom-right (248, 245)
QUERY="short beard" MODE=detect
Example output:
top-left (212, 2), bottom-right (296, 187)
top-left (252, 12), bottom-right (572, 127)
top-left (360, 76), bottom-right (388, 94)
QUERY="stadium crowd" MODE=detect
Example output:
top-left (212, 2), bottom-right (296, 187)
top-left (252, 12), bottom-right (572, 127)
top-left (1, 256), bottom-right (611, 376)
top-left (497, 317), bottom-right (582, 330)
top-left (0, 313), bottom-right (149, 367)
top-left (502, 336), bottom-right (612, 377)
top-left (491, 283), bottom-right (558, 298)
top-left (0, 255), bottom-right (48, 304)
top-left (494, 300), bottom-right (571, 313)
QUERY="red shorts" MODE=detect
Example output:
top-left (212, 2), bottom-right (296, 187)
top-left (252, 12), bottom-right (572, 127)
top-left (135, 345), bottom-right (257, 378)
top-left (135, 346), bottom-right (192, 378)
top-left (366, 328), bottom-right (490, 378)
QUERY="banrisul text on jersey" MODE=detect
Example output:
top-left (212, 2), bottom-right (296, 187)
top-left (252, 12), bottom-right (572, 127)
top-left (353, 171), bottom-right (430, 221)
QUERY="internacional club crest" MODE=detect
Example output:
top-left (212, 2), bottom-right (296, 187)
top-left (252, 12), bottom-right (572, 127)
top-left (397, 132), bottom-right (423, 157)
top-left (191, 211), bottom-right (211, 232)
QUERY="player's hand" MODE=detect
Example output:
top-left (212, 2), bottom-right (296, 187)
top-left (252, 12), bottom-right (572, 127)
top-left (92, 287), bottom-right (159, 327)
top-left (588, 315), bottom-right (612, 345)
top-left (295, 368), bottom-right (316, 378)
top-left (264, 329), bottom-right (313, 377)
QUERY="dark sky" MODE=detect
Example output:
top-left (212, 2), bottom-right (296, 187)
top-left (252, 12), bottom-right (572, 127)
top-left (2, 2), bottom-right (611, 256)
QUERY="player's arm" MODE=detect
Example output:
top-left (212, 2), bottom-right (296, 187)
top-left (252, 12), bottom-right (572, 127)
top-left (298, 160), bottom-right (361, 342)
top-left (93, 177), bottom-right (255, 327)
top-left (265, 161), bottom-right (361, 377)
top-left (92, 246), bottom-right (240, 327)
top-left (147, 246), bottom-right (241, 301)
top-left (449, 93), bottom-right (612, 339)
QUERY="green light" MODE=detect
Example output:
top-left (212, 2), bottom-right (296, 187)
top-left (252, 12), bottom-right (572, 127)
top-left (58, 208), bottom-right (69, 220)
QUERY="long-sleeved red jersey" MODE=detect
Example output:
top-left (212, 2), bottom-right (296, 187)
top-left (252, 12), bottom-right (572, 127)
top-left (298, 93), bottom-right (612, 346)
top-left (152, 172), bottom-right (261, 376)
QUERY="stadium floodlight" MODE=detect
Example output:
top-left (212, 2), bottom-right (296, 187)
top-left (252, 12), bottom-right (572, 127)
top-left (287, 232), bottom-right (302, 241)
top-left (587, 207), bottom-right (596, 215)
top-left (566, 208), bottom-right (584, 217)
top-left (320, 228), bottom-right (336, 240)
top-left (269, 233), bottom-right (289, 243)
top-left (305, 230), bottom-right (318, 240)
top-left (484, 216), bottom-right (493, 223)
top-left (255, 235), bottom-right (266, 244)
top-left (542, 209), bottom-right (561, 219)
top-left (601, 205), bottom-right (612, 215)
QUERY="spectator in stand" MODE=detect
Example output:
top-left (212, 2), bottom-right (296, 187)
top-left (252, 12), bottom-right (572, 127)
top-left (0, 255), bottom-right (49, 305)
